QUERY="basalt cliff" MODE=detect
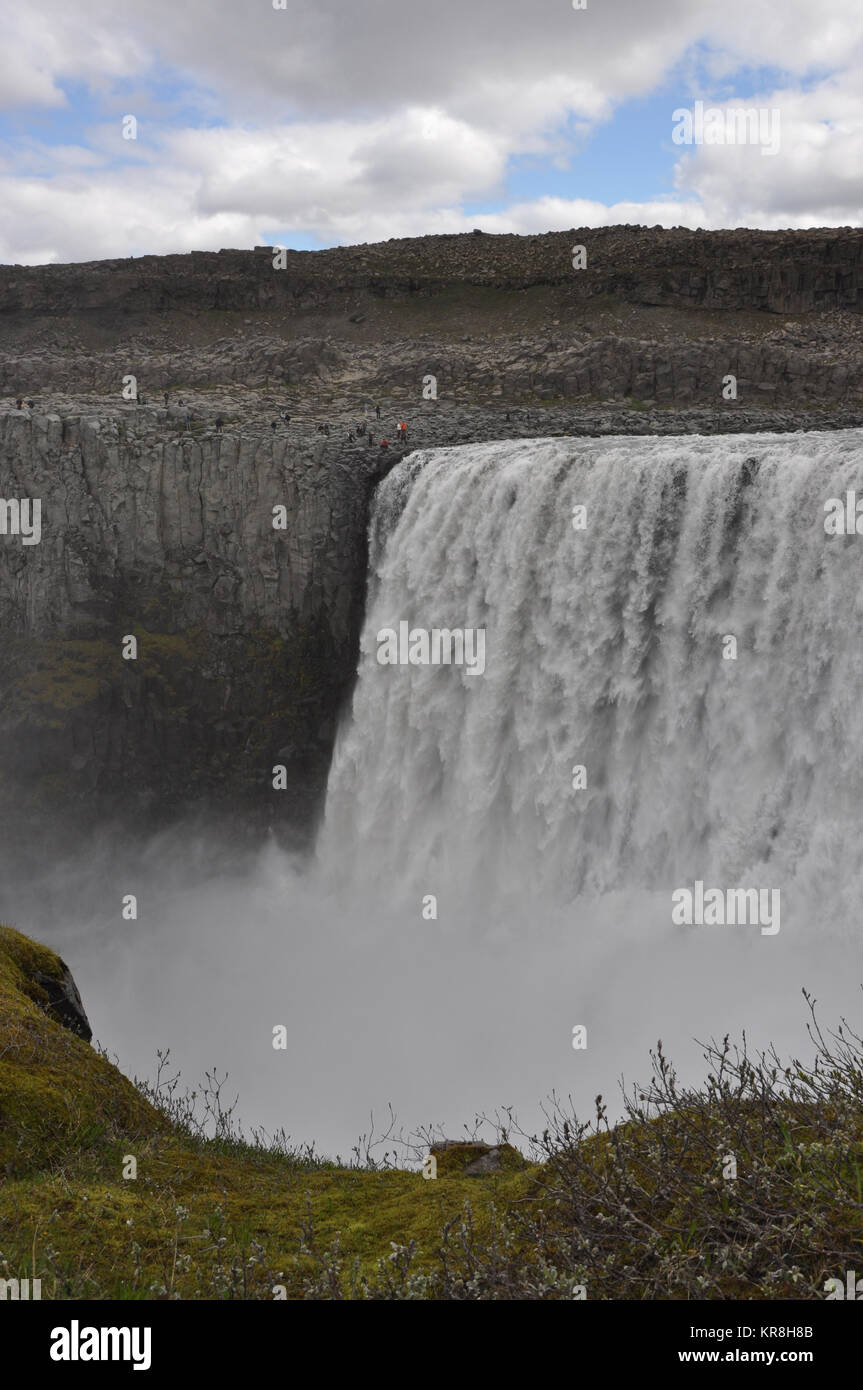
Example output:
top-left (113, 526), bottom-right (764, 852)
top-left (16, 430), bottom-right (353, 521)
top-left (1, 225), bottom-right (862, 852)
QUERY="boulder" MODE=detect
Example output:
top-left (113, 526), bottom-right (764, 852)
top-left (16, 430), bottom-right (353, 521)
top-left (31, 964), bottom-right (92, 1042)
top-left (429, 1139), bottom-right (526, 1177)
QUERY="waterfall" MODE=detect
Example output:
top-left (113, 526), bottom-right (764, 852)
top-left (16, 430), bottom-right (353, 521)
top-left (42, 430), bottom-right (863, 1157)
top-left (322, 431), bottom-right (863, 935)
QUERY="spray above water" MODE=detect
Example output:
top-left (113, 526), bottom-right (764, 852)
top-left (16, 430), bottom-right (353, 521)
top-left (20, 431), bottom-right (863, 1157)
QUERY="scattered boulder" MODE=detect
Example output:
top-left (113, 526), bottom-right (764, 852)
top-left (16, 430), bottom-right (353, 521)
top-left (0, 925), bottom-right (92, 1042)
top-left (429, 1139), bottom-right (526, 1177)
top-left (31, 964), bottom-right (92, 1042)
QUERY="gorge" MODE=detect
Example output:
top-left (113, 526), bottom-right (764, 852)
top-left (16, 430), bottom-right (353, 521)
top-left (4, 427), bottom-right (863, 1155)
top-left (1, 229), bottom-right (863, 1154)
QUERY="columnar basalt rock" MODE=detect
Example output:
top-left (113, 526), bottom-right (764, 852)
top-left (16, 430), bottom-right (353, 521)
top-left (0, 401), bottom-right (400, 849)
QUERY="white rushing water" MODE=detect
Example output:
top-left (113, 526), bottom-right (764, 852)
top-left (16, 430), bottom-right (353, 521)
top-left (19, 430), bottom-right (863, 1158)
top-left (322, 431), bottom-right (863, 924)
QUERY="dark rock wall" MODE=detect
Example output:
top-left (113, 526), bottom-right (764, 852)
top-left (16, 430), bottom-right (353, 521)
top-left (0, 408), bottom-right (393, 847)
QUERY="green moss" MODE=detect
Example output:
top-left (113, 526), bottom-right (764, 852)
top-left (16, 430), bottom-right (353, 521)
top-left (0, 925), bottom-right (537, 1299)
top-left (7, 922), bottom-right (857, 1301)
top-left (3, 639), bottom-right (116, 717)
top-left (433, 1142), bottom-right (526, 1176)
top-left (0, 926), bottom-right (166, 1177)
top-left (0, 630), bottom-right (209, 726)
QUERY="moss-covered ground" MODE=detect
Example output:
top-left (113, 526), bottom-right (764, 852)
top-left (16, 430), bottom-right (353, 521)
top-left (0, 925), bottom-right (536, 1299)
top-left (4, 924), bottom-right (863, 1300)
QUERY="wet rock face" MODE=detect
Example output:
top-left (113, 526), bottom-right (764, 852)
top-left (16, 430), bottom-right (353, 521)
top-left (0, 401), bottom-right (400, 850)
top-left (0, 410), bottom-right (377, 640)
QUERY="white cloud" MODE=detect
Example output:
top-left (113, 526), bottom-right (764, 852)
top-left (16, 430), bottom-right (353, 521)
top-left (0, 5), bottom-right (151, 112)
top-left (1, 0), bottom-right (862, 260)
top-left (0, 163), bottom-right (710, 267)
top-left (172, 112), bottom-right (509, 224)
top-left (673, 81), bottom-right (863, 226)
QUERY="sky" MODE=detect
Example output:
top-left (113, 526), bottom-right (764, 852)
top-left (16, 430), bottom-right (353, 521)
top-left (0, 0), bottom-right (861, 263)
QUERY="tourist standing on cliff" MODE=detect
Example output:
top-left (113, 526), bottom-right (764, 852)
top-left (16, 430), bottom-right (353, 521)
top-left (215, 417), bottom-right (224, 433)
top-left (375, 402), bottom-right (381, 418)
